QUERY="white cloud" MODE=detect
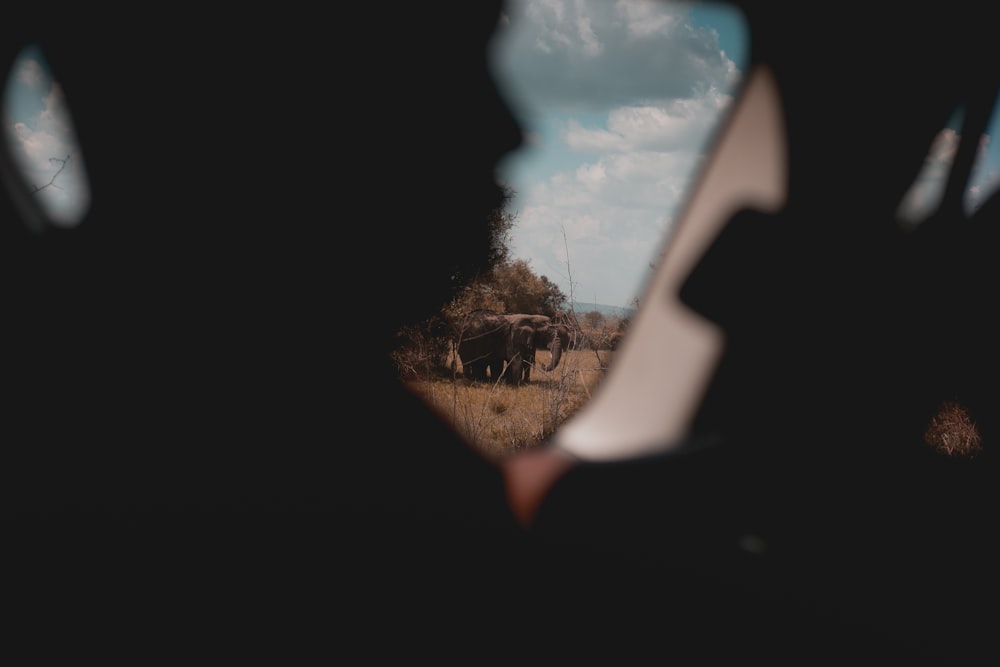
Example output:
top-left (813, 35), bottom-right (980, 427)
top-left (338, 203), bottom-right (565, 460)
top-left (496, 0), bottom-right (736, 115)
top-left (13, 83), bottom-right (76, 181)
top-left (575, 160), bottom-right (608, 189)
top-left (38, 83), bottom-right (72, 136)
top-left (509, 143), bottom-right (701, 303)
top-left (575, 11), bottom-right (603, 56)
top-left (507, 87), bottom-right (726, 303)
top-left (563, 119), bottom-right (627, 153)
top-left (561, 88), bottom-right (733, 157)
top-left (495, 0), bottom-right (744, 307)
top-left (618, 0), bottom-right (679, 38)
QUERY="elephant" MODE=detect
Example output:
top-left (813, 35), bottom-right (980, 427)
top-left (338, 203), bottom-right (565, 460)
top-left (502, 314), bottom-right (572, 384)
top-left (455, 309), bottom-right (509, 383)
top-left (455, 311), bottom-right (572, 385)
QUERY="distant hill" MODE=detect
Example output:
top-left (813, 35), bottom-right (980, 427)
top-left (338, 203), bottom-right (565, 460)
top-left (570, 301), bottom-right (636, 319)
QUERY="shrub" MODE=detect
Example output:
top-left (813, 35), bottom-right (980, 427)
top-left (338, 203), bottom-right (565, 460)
top-left (924, 400), bottom-right (982, 457)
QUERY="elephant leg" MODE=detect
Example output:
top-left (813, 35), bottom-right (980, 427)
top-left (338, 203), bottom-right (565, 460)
top-left (505, 354), bottom-right (524, 386)
top-left (488, 357), bottom-right (505, 383)
top-left (466, 359), bottom-right (489, 382)
top-left (522, 351), bottom-right (535, 383)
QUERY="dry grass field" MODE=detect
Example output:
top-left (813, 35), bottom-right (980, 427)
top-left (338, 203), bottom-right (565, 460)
top-left (405, 347), bottom-right (613, 460)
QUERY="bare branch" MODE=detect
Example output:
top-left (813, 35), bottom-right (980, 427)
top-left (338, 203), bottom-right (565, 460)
top-left (30, 154), bottom-right (71, 194)
top-left (560, 224), bottom-right (576, 313)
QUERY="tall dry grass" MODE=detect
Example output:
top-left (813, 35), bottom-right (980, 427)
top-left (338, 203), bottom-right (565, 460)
top-left (924, 400), bottom-right (982, 457)
top-left (405, 347), bottom-right (611, 460)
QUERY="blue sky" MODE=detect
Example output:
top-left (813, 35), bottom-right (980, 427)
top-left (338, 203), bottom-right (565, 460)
top-left (2, 44), bottom-right (89, 227)
top-left (490, 0), bottom-right (1000, 309)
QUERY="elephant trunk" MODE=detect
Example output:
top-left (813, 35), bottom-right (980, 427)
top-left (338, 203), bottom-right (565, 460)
top-left (542, 335), bottom-right (562, 372)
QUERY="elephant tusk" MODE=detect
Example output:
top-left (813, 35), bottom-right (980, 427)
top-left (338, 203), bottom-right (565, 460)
top-left (542, 336), bottom-right (561, 372)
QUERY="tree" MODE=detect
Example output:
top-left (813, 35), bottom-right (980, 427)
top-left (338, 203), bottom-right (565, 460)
top-left (394, 182), bottom-right (569, 378)
top-left (446, 258), bottom-right (568, 318)
top-left (539, 275), bottom-right (568, 317)
top-left (442, 183), bottom-right (564, 319)
top-left (485, 183), bottom-right (516, 270)
top-left (448, 183), bottom-right (517, 291)
top-left (396, 183), bottom-right (521, 378)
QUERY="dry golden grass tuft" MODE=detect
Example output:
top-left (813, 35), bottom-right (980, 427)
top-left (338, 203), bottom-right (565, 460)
top-left (405, 348), bottom-right (611, 460)
top-left (924, 400), bottom-right (982, 457)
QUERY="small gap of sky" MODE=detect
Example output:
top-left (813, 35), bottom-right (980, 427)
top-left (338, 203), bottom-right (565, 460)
top-left (2, 43), bottom-right (89, 227)
top-left (898, 100), bottom-right (1000, 225)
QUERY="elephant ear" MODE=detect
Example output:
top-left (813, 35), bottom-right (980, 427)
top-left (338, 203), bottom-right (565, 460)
top-left (514, 325), bottom-right (534, 348)
top-left (503, 323), bottom-right (524, 357)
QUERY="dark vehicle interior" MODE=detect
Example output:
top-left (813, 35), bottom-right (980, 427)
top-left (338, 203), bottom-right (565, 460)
top-left (2, 1), bottom-right (997, 661)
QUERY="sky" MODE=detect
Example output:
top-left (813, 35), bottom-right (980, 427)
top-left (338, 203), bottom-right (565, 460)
top-left (489, 0), bottom-right (1000, 310)
top-left (2, 43), bottom-right (89, 227)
